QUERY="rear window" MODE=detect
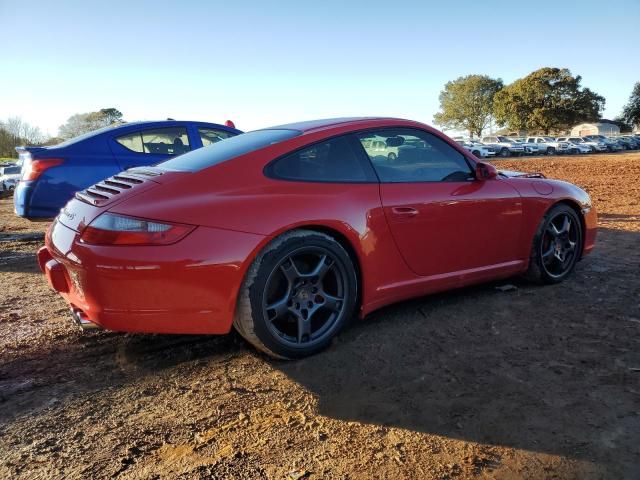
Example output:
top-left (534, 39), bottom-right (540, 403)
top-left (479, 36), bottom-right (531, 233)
top-left (158, 129), bottom-right (301, 172)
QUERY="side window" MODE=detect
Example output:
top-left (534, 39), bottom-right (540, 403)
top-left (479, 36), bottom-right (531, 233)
top-left (142, 127), bottom-right (190, 155)
top-left (198, 128), bottom-right (234, 147)
top-left (116, 132), bottom-right (144, 153)
top-left (268, 136), bottom-right (369, 182)
top-left (356, 128), bottom-right (473, 183)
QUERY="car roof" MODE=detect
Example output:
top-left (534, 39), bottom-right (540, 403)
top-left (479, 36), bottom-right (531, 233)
top-left (266, 117), bottom-right (405, 133)
top-left (50, 120), bottom-right (241, 148)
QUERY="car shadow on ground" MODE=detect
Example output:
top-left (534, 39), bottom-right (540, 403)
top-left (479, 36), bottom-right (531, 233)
top-left (0, 331), bottom-right (243, 425)
top-left (274, 227), bottom-right (639, 474)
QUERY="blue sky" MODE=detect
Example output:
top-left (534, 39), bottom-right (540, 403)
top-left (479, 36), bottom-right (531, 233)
top-left (1, 0), bottom-right (639, 137)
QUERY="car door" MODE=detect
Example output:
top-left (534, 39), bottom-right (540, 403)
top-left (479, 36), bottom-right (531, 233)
top-left (354, 128), bottom-right (523, 278)
top-left (110, 125), bottom-right (192, 170)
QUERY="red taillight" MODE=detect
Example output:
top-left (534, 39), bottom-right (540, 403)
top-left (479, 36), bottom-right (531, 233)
top-left (22, 158), bottom-right (64, 181)
top-left (79, 213), bottom-right (195, 246)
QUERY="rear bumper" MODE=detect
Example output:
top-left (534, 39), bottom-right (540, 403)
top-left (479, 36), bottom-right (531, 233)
top-left (14, 181), bottom-right (58, 219)
top-left (41, 219), bottom-right (266, 334)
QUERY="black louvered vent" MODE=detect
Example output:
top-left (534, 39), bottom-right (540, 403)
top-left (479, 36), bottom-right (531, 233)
top-left (75, 169), bottom-right (161, 206)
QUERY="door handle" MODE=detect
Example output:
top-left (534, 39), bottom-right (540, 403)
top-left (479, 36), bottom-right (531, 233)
top-left (391, 207), bottom-right (419, 217)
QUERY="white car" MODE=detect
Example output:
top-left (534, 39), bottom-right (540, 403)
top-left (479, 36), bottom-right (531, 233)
top-left (481, 136), bottom-right (526, 157)
top-left (361, 138), bottom-right (399, 160)
top-left (512, 138), bottom-right (542, 155)
top-left (0, 165), bottom-right (21, 197)
top-left (557, 137), bottom-right (600, 154)
top-left (525, 136), bottom-right (571, 155)
top-left (457, 141), bottom-right (496, 158)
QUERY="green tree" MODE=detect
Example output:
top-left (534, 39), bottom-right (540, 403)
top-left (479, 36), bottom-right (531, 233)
top-left (99, 108), bottom-right (123, 124)
top-left (58, 108), bottom-right (125, 139)
top-left (621, 82), bottom-right (640, 128)
top-left (493, 68), bottom-right (605, 134)
top-left (433, 75), bottom-right (503, 138)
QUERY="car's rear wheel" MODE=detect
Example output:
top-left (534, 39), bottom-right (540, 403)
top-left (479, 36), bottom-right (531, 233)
top-left (499, 147), bottom-right (510, 157)
top-left (388, 152), bottom-right (397, 161)
top-left (525, 204), bottom-right (583, 284)
top-left (234, 230), bottom-right (357, 359)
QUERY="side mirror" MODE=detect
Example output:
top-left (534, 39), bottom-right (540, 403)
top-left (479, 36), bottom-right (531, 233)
top-left (475, 162), bottom-right (498, 180)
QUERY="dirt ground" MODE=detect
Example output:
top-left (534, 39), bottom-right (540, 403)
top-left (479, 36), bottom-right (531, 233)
top-left (1, 153), bottom-right (639, 479)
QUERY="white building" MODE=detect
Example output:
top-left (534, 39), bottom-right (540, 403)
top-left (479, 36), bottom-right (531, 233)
top-left (570, 122), bottom-right (620, 137)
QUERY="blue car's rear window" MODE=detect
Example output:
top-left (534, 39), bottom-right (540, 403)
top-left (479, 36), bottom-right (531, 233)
top-left (157, 129), bottom-right (301, 172)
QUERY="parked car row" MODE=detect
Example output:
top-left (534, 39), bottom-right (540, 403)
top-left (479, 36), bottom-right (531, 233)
top-left (7, 119), bottom-right (640, 219)
top-left (456, 134), bottom-right (640, 158)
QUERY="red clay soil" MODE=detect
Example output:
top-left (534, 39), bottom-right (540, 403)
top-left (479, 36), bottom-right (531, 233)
top-left (0, 153), bottom-right (639, 479)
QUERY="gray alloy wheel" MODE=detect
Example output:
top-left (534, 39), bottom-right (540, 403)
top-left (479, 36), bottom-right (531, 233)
top-left (234, 230), bottom-right (357, 359)
top-left (525, 204), bottom-right (583, 284)
top-left (546, 147), bottom-right (556, 155)
top-left (499, 147), bottom-right (510, 158)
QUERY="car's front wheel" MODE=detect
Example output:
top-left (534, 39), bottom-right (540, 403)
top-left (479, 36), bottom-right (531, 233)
top-left (525, 204), bottom-right (583, 284)
top-left (234, 230), bottom-right (357, 359)
top-left (499, 147), bottom-right (510, 157)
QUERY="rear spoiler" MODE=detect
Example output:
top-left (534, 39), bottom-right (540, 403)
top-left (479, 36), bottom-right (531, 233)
top-left (15, 146), bottom-right (49, 165)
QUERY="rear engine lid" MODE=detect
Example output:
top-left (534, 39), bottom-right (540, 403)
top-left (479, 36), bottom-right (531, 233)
top-left (75, 167), bottom-right (165, 208)
top-left (59, 167), bottom-right (172, 232)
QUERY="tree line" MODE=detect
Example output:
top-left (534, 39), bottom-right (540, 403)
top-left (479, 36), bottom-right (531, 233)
top-left (433, 67), bottom-right (640, 138)
top-left (0, 108), bottom-right (123, 158)
top-left (2, 77), bottom-right (640, 157)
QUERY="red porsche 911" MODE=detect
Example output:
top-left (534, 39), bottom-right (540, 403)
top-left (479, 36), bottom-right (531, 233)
top-left (38, 118), bottom-right (597, 358)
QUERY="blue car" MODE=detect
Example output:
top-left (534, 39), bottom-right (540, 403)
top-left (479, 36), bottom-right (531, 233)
top-left (14, 120), bottom-right (242, 219)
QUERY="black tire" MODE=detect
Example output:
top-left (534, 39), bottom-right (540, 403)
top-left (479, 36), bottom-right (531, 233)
top-left (525, 204), bottom-right (583, 284)
top-left (546, 147), bottom-right (556, 155)
top-left (234, 230), bottom-right (357, 359)
top-left (388, 152), bottom-right (397, 161)
top-left (499, 147), bottom-right (510, 158)
top-left (472, 150), bottom-right (481, 158)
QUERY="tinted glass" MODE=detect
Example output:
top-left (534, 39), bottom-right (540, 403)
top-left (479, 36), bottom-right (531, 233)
top-left (158, 129), bottom-right (301, 172)
top-left (269, 136), bottom-right (369, 182)
top-left (357, 128), bottom-right (472, 183)
top-left (142, 127), bottom-right (190, 155)
top-left (198, 128), bottom-right (234, 147)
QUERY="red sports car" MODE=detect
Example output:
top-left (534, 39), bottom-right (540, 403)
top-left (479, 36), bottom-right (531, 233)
top-left (38, 118), bottom-right (597, 358)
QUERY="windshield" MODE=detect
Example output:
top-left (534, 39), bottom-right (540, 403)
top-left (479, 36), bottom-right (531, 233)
top-left (158, 128), bottom-right (301, 172)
